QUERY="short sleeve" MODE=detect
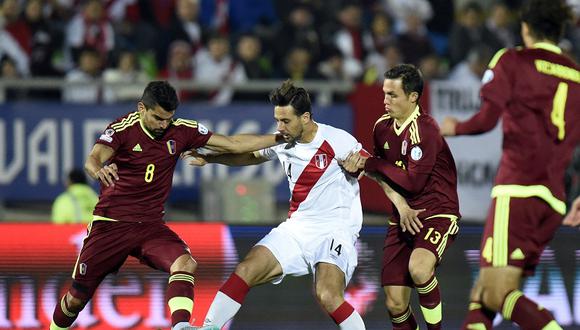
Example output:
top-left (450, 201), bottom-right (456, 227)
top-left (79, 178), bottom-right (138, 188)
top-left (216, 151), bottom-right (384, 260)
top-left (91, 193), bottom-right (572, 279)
top-left (95, 123), bottom-right (124, 151)
top-left (259, 146), bottom-right (279, 160)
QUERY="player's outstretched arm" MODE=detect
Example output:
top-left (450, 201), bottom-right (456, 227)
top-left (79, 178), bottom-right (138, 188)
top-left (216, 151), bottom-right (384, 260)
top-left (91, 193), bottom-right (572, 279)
top-left (563, 196), bottom-right (580, 227)
top-left (366, 172), bottom-right (425, 235)
top-left (203, 133), bottom-right (284, 154)
top-left (85, 144), bottom-right (119, 187)
top-left (182, 150), bottom-right (268, 167)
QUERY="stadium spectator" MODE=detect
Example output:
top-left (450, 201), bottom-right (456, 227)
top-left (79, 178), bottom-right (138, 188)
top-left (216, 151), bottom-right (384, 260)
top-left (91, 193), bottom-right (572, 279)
top-left (62, 47), bottom-right (103, 104)
top-left (318, 47), bottom-right (363, 81)
top-left (51, 169), bottom-right (98, 224)
top-left (486, 2), bottom-right (518, 48)
top-left (50, 80), bottom-right (284, 330)
top-left (447, 45), bottom-right (495, 84)
top-left (191, 80), bottom-right (372, 330)
top-left (441, 1), bottom-right (579, 328)
top-left (448, 2), bottom-right (503, 67)
top-left (235, 33), bottom-right (272, 79)
top-left (279, 46), bottom-right (321, 81)
top-left (342, 64), bottom-right (460, 330)
top-left (103, 50), bottom-right (149, 103)
top-left (333, 3), bottom-right (371, 75)
top-left (0, 0), bottom-right (30, 76)
top-left (24, 0), bottom-right (63, 77)
top-left (395, 12), bottom-right (436, 66)
top-left (364, 42), bottom-right (403, 83)
top-left (384, 0), bottom-right (433, 35)
top-left (193, 33), bottom-right (246, 105)
top-left (159, 40), bottom-right (195, 101)
top-left (65, 0), bottom-right (114, 67)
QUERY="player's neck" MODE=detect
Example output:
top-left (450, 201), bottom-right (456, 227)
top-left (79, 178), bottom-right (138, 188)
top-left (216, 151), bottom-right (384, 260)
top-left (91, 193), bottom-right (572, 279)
top-left (298, 122), bottom-right (318, 144)
top-left (394, 104), bottom-right (417, 127)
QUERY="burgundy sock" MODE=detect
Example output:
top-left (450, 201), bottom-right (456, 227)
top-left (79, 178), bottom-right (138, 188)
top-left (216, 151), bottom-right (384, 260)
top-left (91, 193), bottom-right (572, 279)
top-left (167, 271), bottom-right (195, 326)
top-left (52, 295), bottom-right (78, 328)
top-left (502, 290), bottom-right (558, 329)
top-left (460, 301), bottom-right (495, 330)
top-left (415, 275), bottom-right (442, 329)
top-left (390, 306), bottom-right (418, 330)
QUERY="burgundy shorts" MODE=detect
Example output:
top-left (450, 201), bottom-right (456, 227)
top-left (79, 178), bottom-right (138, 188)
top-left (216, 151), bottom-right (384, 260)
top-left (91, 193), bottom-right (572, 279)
top-left (479, 196), bottom-right (561, 276)
top-left (382, 215), bottom-right (459, 287)
top-left (70, 220), bottom-right (190, 300)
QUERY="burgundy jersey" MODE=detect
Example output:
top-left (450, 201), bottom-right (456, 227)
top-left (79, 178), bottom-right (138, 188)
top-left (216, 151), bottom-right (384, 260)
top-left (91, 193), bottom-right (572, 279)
top-left (456, 43), bottom-right (580, 205)
top-left (364, 106), bottom-right (460, 221)
top-left (93, 111), bottom-right (213, 222)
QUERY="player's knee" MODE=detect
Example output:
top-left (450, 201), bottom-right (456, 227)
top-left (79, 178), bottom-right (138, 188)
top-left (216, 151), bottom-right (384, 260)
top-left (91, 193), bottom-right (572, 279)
top-left (408, 260), bottom-right (433, 284)
top-left (385, 295), bottom-right (407, 315)
top-left (171, 254), bottom-right (198, 274)
top-left (481, 286), bottom-right (509, 312)
top-left (67, 295), bottom-right (88, 314)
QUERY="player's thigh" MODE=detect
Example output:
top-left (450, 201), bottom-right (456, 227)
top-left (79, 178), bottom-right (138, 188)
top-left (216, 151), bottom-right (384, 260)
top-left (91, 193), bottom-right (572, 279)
top-left (71, 221), bottom-right (136, 300)
top-left (136, 222), bottom-right (191, 273)
top-left (311, 232), bottom-right (358, 286)
top-left (314, 263), bottom-right (346, 296)
top-left (413, 216), bottom-right (459, 265)
top-left (254, 225), bottom-right (306, 284)
top-left (382, 224), bottom-right (414, 287)
top-left (479, 196), bottom-right (561, 276)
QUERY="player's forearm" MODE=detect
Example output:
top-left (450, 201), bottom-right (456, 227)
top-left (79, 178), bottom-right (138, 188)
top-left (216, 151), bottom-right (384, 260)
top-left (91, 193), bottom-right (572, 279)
top-left (224, 134), bottom-right (283, 154)
top-left (376, 179), bottom-right (410, 212)
top-left (84, 155), bottom-right (103, 180)
top-left (456, 100), bottom-right (501, 135)
top-left (365, 158), bottom-right (427, 194)
top-left (205, 152), bottom-right (264, 166)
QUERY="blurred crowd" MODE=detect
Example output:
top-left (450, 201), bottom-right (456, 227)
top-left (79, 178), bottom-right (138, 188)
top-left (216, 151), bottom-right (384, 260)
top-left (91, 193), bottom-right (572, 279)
top-left (0, 0), bottom-right (578, 104)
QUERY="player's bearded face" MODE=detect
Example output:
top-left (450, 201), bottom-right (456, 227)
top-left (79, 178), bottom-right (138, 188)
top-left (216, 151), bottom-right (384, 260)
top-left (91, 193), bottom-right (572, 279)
top-left (139, 103), bottom-right (174, 138)
top-left (274, 105), bottom-right (304, 143)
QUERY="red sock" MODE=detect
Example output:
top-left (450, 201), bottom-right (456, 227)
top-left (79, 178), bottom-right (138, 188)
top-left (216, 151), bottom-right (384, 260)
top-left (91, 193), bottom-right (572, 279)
top-left (51, 295), bottom-right (78, 328)
top-left (220, 273), bottom-right (250, 304)
top-left (415, 275), bottom-right (442, 330)
top-left (502, 290), bottom-right (559, 329)
top-left (390, 306), bottom-right (418, 330)
top-left (329, 301), bottom-right (354, 325)
top-left (167, 271), bottom-right (195, 326)
top-left (461, 301), bottom-right (495, 330)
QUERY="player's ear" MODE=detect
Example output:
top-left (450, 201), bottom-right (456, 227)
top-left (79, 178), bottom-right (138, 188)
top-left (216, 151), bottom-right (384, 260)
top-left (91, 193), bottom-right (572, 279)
top-left (409, 91), bottom-right (419, 103)
top-left (137, 102), bottom-right (146, 112)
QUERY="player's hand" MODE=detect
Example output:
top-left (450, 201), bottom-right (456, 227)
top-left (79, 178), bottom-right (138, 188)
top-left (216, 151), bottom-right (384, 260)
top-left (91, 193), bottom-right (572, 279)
top-left (563, 196), bottom-right (580, 227)
top-left (398, 206), bottom-right (425, 235)
top-left (440, 117), bottom-right (458, 136)
top-left (340, 151), bottom-right (367, 173)
top-left (95, 163), bottom-right (119, 187)
top-left (181, 150), bottom-right (208, 166)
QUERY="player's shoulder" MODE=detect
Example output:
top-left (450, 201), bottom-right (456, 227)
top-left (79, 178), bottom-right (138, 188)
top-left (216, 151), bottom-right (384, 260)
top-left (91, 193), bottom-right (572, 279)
top-left (412, 111), bottom-right (440, 143)
top-left (374, 113), bottom-right (392, 128)
top-left (109, 111), bottom-right (140, 133)
top-left (488, 47), bottom-right (521, 69)
top-left (172, 117), bottom-right (211, 135)
top-left (319, 123), bottom-right (356, 143)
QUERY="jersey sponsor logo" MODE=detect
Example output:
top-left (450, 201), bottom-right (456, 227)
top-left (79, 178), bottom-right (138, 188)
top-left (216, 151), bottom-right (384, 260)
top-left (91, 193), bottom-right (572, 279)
top-left (198, 123), bottom-right (209, 135)
top-left (411, 146), bottom-right (423, 161)
top-left (314, 153), bottom-right (329, 169)
top-left (383, 141), bottom-right (390, 150)
top-left (401, 140), bottom-right (408, 155)
top-left (132, 144), bottom-right (142, 152)
top-left (167, 140), bottom-right (176, 155)
top-left (482, 69), bottom-right (494, 85)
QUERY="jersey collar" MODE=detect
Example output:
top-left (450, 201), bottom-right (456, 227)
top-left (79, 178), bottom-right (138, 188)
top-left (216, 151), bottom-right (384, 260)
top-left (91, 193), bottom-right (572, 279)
top-left (533, 42), bottom-right (562, 54)
top-left (139, 114), bottom-right (156, 140)
top-left (393, 105), bottom-right (420, 136)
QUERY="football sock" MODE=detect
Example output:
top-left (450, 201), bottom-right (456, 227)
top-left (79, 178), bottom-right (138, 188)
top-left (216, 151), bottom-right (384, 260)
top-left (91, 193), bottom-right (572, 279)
top-left (167, 271), bottom-right (195, 327)
top-left (390, 305), bottom-right (418, 330)
top-left (203, 273), bottom-right (249, 328)
top-left (329, 301), bottom-right (365, 330)
top-left (51, 295), bottom-right (78, 329)
top-left (415, 274), bottom-right (442, 330)
top-left (501, 290), bottom-right (562, 330)
top-left (460, 301), bottom-right (495, 330)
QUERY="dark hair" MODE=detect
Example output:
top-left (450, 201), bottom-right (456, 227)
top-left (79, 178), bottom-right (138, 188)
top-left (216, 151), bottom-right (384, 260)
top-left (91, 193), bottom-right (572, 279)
top-left (141, 81), bottom-right (179, 112)
top-left (269, 80), bottom-right (312, 116)
top-left (384, 64), bottom-right (424, 99)
top-left (68, 169), bottom-right (87, 184)
top-left (520, 0), bottom-right (572, 42)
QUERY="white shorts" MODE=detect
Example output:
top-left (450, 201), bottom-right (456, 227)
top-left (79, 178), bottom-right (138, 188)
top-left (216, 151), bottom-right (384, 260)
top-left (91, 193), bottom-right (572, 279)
top-left (256, 220), bottom-right (359, 286)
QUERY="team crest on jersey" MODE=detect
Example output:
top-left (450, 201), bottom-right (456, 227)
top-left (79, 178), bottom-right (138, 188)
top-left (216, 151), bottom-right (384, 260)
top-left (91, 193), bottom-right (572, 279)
top-left (401, 140), bottom-right (408, 155)
top-left (167, 140), bottom-right (176, 154)
top-left (411, 146), bottom-right (423, 161)
top-left (314, 153), bottom-right (329, 169)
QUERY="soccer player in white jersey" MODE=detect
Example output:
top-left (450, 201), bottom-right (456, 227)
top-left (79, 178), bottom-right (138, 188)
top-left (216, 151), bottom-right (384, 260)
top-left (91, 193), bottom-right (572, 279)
top-left (186, 80), bottom-right (368, 329)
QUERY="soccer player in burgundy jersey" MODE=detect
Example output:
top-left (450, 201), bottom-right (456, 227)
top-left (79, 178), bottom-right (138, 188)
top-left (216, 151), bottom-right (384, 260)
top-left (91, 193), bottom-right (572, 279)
top-left (343, 64), bottom-right (460, 330)
top-left (184, 81), bottom-right (383, 330)
top-left (441, 1), bottom-right (579, 329)
top-left (50, 81), bottom-right (283, 330)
